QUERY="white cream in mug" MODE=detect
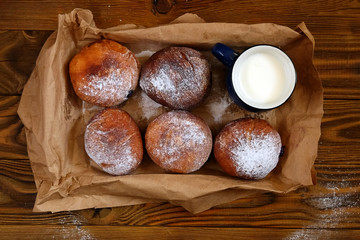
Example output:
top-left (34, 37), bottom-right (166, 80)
top-left (232, 46), bottom-right (296, 109)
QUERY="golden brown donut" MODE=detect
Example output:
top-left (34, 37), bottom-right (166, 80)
top-left (84, 108), bottom-right (143, 175)
top-left (139, 47), bottom-right (211, 109)
top-left (145, 110), bottom-right (212, 173)
top-left (69, 39), bottom-right (140, 107)
top-left (214, 118), bottom-right (282, 180)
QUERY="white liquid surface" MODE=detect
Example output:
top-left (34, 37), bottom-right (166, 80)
top-left (240, 53), bottom-right (285, 103)
top-left (232, 46), bottom-right (296, 109)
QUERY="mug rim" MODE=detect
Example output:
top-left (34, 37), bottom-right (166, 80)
top-left (231, 44), bottom-right (297, 110)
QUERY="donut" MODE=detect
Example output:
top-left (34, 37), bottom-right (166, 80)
top-left (84, 108), bottom-right (143, 175)
top-left (69, 39), bottom-right (140, 107)
top-left (145, 110), bottom-right (212, 173)
top-left (139, 47), bottom-right (211, 109)
top-left (214, 118), bottom-right (282, 180)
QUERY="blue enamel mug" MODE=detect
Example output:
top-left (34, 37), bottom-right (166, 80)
top-left (212, 43), bottom-right (297, 112)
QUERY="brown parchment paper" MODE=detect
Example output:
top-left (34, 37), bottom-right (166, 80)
top-left (17, 8), bottom-right (323, 213)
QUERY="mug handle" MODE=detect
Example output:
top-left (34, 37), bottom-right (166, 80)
top-left (212, 43), bottom-right (239, 68)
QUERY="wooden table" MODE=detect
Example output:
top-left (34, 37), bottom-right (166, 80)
top-left (0, 0), bottom-right (359, 239)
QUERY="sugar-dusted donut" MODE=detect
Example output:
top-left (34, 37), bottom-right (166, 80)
top-left (69, 39), bottom-right (140, 107)
top-left (214, 118), bottom-right (282, 180)
top-left (145, 110), bottom-right (212, 173)
top-left (84, 108), bottom-right (143, 175)
top-left (139, 47), bottom-right (211, 109)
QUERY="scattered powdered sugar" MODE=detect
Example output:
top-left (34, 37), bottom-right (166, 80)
top-left (206, 95), bottom-right (232, 123)
top-left (82, 101), bottom-right (103, 115)
top-left (135, 50), bottom-right (156, 58)
top-left (85, 123), bottom-right (139, 176)
top-left (285, 186), bottom-right (360, 240)
top-left (80, 66), bottom-right (133, 106)
top-left (55, 216), bottom-right (95, 240)
top-left (219, 127), bottom-right (281, 179)
top-left (139, 91), bottom-right (163, 120)
top-left (82, 101), bottom-right (104, 123)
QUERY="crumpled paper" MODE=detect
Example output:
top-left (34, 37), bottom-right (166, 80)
top-left (18, 8), bottom-right (323, 213)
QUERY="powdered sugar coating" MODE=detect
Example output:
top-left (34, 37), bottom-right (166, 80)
top-left (69, 39), bottom-right (140, 107)
top-left (78, 63), bottom-right (134, 106)
top-left (226, 131), bottom-right (279, 179)
top-left (139, 47), bottom-right (211, 109)
top-left (84, 109), bottom-right (143, 175)
top-left (214, 118), bottom-right (282, 180)
top-left (145, 110), bottom-right (212, 173)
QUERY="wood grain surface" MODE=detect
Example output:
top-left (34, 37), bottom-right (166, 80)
top-left (0, 0), bottom-right (360, 34)
top-left (0, 0), bottom-right (359, 239)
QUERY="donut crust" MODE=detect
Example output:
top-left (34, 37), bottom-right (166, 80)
top-left (214, 118), bottom-right (281, 180)
top-left (85, 108), bottom-right (143, 175)
top-left (69, 39), bottom-right (140, 107)
top-left (140, 47), bottom-right (211, 109)
top-left (145, 110), bottom-right (212, 173)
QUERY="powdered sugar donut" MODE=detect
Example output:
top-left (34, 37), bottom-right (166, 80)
top-left (69, 39), bottom-right (140, 107)
top-left (145, 110), bottom-right (212, 173)
top-left (84, 108), bottom-right (143, 175)
top-left (139, 47), bottom-right (211, 109)
top-left (214, 118), bottom-right (282, 180)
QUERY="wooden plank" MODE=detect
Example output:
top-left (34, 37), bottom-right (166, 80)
top-left (0, 115), bottom-right (27, 159)
top-left (313, 35), bottom-right (360, 100)
top-left (0, 181), bottom-right (359, 228)
top-left (0, 96), bottom-right (20, 117)
top-left (0, 225), bottom-right (360, 240)
top-left (0, 163), bottom-right (358, 228)
top-left (0, 0), bottom-right (360, 33)
top-left (0, 96), bottom-right (28, 158)
top-left (319, 99), bottom-right (360, 147)
top-left (0, 30), bottom-right (52, 95)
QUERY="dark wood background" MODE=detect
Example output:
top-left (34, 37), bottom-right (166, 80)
top-left (0, 0), bottom-right (359, 239)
